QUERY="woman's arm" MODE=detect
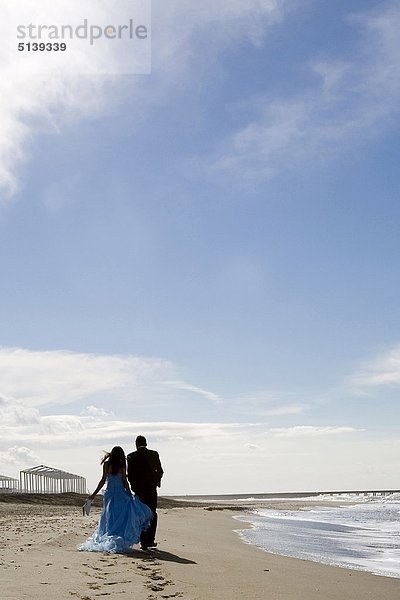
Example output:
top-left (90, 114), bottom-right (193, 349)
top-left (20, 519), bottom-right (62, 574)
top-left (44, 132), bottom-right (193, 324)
top-left (89, 462), bottom-right (108, 500)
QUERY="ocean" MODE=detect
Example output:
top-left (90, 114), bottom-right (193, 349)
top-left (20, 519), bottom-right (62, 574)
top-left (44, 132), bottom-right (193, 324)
top-left (233, 493), bottom-right (400, 579)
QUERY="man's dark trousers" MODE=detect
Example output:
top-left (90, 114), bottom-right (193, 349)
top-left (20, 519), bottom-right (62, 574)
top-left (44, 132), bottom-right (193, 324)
top-left (136, 487), bottom-right (158, 547)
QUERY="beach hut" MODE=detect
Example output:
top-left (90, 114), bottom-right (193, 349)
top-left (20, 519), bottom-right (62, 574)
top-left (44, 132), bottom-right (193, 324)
top-left (19, 465), bottom-right (86, 494)
top-left (0, 474), bottom-right (19, 493)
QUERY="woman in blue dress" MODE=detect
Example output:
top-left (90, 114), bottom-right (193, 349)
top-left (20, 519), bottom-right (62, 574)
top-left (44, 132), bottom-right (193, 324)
top-left (78, 446), bottom-right (153, 553)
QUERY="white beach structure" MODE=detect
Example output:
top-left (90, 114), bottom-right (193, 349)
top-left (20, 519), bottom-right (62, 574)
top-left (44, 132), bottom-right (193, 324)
top-left (20, 465), bottom-right (86, 494)
top-left (0, 474), bottom-right (19, 493)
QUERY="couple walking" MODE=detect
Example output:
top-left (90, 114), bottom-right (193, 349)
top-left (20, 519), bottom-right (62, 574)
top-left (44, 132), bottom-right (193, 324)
top-left (78, 436), bottom-right (164, 553)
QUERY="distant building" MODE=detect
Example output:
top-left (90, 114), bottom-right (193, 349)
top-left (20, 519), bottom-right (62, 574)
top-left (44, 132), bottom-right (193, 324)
top-left (20, 465), bottom-right (86, 494)
top-left (0, 474), bottom-right (19, 493)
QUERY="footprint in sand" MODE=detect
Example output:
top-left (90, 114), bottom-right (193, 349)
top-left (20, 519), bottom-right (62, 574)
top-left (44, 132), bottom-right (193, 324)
top-left (69, 591), bottom-right (93, 599)
top-left (147, 584), bottom-right (165, 592)
top-left (149, 574), bottom-right (164, 581)
top-left (81, 567), bottom-right (106, 580)
top-left (88, 582), bottom-right (101, 590)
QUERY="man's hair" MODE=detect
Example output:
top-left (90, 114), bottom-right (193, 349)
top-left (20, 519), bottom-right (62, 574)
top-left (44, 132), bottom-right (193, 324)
top-left (135, 435), bottom-right (147, 448)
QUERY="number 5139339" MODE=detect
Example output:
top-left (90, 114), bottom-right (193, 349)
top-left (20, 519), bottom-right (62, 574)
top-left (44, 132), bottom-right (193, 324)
top-left (18, 42), bottom-right (67, 51)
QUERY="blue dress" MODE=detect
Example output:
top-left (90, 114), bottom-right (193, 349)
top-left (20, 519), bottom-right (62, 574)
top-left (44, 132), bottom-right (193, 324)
top-left (78, 473), bottom-right (153, 553)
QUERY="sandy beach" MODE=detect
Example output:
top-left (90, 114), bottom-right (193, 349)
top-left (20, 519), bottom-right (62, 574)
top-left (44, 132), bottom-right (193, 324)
top-left (1, 499), bottom-right (399, 600)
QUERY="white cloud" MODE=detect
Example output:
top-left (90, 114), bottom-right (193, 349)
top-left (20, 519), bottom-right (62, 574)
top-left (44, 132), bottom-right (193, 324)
top-left (2, 348), bottom-right (316, 422)
top-left (0, 0), bottom-right (294, 197)
top-left (0, 344), bottom-right (387, 494)
top-left (0, 0), bottom-right (126, 196)
top-left (1, 412), bottom-right (265, 493)
top-left (81, 405), bottom-right (115, 419)
top-left (2, 416), bottom-right (251, 448)
top-left (0, 346), bottom-right (175, 407)
top-left (350, 345), bottom-right (400, 387)
top-left (40, 415), bottom-right (85, 437)
top-left (161, 380), bottom-right (221, 404)
top-left (270, 426), bottom-right (363, 437)
top-left (5, 2), bottom-right (399, 195)
top-left (210, 1), bottom-right (400, 181)
top-left (226, 390), bottom-right (311, 419)
top-left (155, 0), bottom-right (293, 60)
top-left (0, 394), bottom-right (40, 425)
top-left (262, 404), bottom-right (308, 417)
top-left (0, 401), bottom-right (391, 494)
top-left (0, 445), bottom-right (41, 467)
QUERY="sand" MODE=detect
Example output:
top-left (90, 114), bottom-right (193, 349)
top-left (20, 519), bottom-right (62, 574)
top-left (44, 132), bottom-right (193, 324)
top-left (0, 501), bottom-right (399, 600)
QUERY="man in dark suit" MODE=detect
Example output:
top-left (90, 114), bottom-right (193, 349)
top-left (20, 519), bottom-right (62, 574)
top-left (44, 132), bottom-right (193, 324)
top-left (127, 435), bottom-right (164, 550)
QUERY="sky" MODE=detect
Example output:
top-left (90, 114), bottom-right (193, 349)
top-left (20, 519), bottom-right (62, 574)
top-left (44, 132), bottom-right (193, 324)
top-left (0, 0), bottom-right (400, 495)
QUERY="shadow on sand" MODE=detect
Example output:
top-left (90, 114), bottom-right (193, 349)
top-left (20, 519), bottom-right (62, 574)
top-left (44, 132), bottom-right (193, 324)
top-left (124, 548), bottom-right (196, 565)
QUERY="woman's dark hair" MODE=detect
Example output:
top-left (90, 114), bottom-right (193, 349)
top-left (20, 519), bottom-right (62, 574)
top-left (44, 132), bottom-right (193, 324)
top-left (101, 446), bottom-right (126, 475)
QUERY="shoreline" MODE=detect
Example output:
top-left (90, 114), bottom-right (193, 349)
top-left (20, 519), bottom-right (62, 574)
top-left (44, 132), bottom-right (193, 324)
top-left (1, 502), bottom-right (399, 599)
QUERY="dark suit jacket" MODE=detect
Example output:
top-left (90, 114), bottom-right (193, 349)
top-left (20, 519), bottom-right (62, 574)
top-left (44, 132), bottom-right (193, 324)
top-left (127, 447), bottom-right (164, 494)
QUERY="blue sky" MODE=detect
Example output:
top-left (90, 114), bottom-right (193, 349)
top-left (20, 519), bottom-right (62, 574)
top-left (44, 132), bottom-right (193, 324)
top-left (0, 0), bottom-right (399, 494)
